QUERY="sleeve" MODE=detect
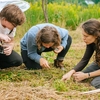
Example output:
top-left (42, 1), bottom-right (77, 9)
top-left (73, 43), bottom-right (95, 72)
top-left (59, 28), bottom-right (69, 49)
top-left (26, 27), bottom-right (42, 64)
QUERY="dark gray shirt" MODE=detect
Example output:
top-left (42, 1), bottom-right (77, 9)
top-left (74, 43), bottom-right (95, 71)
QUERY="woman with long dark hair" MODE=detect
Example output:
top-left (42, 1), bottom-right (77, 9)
top-left (62, 19), bottom-right (100, 89)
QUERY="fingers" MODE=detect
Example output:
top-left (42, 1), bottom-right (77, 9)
top-left (3, 48), bottom-right (11, 55)
top-left (61, 77), bottom-right (67, 81)
top-left (4, 37), bottom-right (11, 42)
top-left (73, 73), bottom-right (76, 77)
top-left (0, 34), bottom-right (11, 42)
top-left (44, 62), bottom-right (50, 68)
top-left (54, 48), bottom-right (60, 53)
top-left (74, 77), bottom-right (80, 82)
top-left (73, 73), bottom-right (81, 82)
top-left (61, 74), bottom-right (69, 81)
top-left (73, 73), bottom-right (77, 79)
top-left (54, 46), bottom-right (63, 54)
top-left (41, 60), bottom-right (50, 69)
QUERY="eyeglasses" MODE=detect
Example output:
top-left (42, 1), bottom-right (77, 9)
top-left (12, 23), bottom-right (17, 27)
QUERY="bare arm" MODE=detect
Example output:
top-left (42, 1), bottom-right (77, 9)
top-left (61, 69), bottom-right (76, 81)
top-left (89, 70), bottom-right (100, 77)
top-left (73, 70), bottom-right (100, 82)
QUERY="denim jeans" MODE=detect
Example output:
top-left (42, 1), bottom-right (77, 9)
top-left (83, 62), bottom-right (100, 88)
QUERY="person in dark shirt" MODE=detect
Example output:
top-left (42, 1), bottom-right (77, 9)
top-left (62, 19), bottom-right (100, 88)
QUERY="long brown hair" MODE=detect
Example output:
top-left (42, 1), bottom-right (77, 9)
top-left (36, 26), bottom-right (61, 50)
top-left (82, 19), bottom-right (100, 66)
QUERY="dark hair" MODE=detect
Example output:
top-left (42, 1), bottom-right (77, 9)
top-left (82, 19), bottom-right (100, 66)
top-left (36, 26), bottom-right (61, 50)
top-left (0, 4), bottom-right (26, 26)
top-left (82, 19), bottom-right (100, 36)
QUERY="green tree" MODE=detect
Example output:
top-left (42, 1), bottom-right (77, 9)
top-left (92, 0), bottom-right (100, 4)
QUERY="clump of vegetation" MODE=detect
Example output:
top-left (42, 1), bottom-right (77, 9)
top-left (24, 1), bottom-right (100, 31)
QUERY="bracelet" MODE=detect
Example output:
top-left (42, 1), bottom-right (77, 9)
top-left (88, 73), bottom-right (90, 77)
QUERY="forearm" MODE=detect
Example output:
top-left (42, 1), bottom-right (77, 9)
top-left (29, 53), bottom-right (42, 64)
top-left (82, 70), bottom-right (100, 80)
top-left (73, 59), bottom-right (90, 72)
top-left (74, 44), bottom-right (94, 72)
top-left (70, 69), bottom-right (76, 74)
top-left (61, 69), bottom-right (76, 81)
top-left (87, 70), bottom-right (100, 78)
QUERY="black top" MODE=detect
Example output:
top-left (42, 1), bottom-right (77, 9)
top-left (74, 43), bottom-right (95, 71)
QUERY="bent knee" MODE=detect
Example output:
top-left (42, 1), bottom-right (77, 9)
top-left (91, 77), bottom-right (100, 89)
top-left (13, 58), bottom-right (23, 66)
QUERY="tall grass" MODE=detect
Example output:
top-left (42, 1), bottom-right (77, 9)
top-left (22, 1), bottom-right (100, 31)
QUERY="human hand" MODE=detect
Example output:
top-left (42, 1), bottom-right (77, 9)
top-left (73, 72), bottom-right (88, 82)
top-left (2, 42), bottom-right (14, 55)
top-left (0, 34), bottom-right (11, 42)
top-left (54, 46), bottom-right (63, 54)
top-left (61, 70), bottom-right (75, 81)
top-left (40, 58), bottom-right (50, 68)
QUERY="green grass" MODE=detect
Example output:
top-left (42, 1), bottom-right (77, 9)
top-left (1, 29), bottom-right (100, 99)
top-left (23, 1), bottom-right (100, 30)
top-left (1, 1), bottom-right (100, 99)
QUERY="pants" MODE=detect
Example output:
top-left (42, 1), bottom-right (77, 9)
top-left (83, 62), bottom-right (100, 88)
top-left (0, 50), bottom-right (23, 69)
top-left (21, 35), bottom-right (72, 70)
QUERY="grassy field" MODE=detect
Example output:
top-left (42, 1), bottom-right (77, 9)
top-left (0, 26), bottom-right (100, 100)
top-left (1, 1), bottom-right (100, 100)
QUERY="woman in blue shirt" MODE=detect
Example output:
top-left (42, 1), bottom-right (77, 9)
top-left (20, 23), bottom-right (72, 70)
